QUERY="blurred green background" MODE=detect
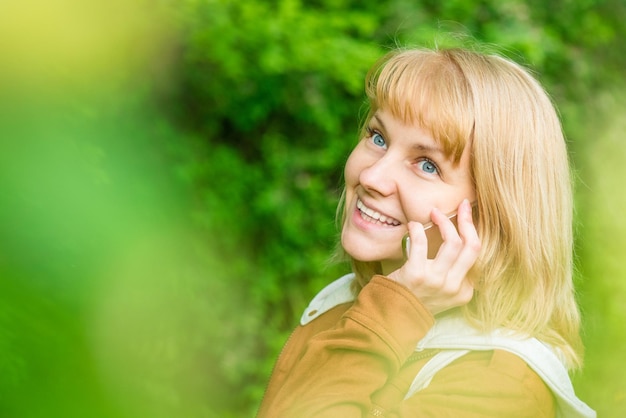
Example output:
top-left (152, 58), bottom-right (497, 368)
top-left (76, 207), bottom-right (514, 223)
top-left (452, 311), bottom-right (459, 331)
top-left (0, 0), bottom-right (624, 416)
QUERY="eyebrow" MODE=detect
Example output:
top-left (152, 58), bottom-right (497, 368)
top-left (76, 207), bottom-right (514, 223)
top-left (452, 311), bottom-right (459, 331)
top-left (411, 143), bottom-right (446, 156)
top-left (372, 113), bottom-right (447, 157)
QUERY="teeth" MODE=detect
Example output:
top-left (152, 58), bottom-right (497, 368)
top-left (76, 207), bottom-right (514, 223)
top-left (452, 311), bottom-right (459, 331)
top-left (357, 199), bottom-right (400, 226)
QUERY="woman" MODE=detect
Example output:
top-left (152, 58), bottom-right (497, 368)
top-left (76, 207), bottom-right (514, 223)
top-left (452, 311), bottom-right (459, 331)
top-left (257, 47), bottom-right (595, 417)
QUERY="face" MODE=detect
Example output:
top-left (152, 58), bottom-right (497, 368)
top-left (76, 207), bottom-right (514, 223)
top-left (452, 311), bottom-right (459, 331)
top-left (341, 109), bottom-right (476, 274)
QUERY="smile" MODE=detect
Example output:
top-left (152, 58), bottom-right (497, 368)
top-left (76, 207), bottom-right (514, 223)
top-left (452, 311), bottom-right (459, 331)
top-left (356, 199), bottom-right (401, 227)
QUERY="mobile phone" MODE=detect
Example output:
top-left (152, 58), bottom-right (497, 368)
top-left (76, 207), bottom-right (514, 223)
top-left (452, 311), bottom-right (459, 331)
top-left (402, 204), bottom-right (477, 260)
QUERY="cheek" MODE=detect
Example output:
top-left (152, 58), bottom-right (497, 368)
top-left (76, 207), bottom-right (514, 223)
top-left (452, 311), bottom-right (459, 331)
top-left (396, 192), bottom-right (434, 225)
top-left (343, 151), bottom-right (361, 187)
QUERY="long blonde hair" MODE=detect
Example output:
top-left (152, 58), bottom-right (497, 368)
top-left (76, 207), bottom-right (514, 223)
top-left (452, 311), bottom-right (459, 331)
top-left (338, 47), bottom-right (583, 369)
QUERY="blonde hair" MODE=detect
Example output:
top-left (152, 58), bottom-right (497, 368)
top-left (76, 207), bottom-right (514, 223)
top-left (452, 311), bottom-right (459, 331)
top-left (338, 47), bottom-right (583, 369)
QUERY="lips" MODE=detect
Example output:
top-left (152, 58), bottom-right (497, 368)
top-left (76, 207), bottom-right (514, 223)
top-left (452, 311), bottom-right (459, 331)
top-left (356, 199), bottom-right (401, 226)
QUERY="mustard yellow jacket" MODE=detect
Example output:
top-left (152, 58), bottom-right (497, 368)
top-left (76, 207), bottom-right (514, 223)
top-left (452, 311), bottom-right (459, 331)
top-left (257, 275), bottom-right (593, 417)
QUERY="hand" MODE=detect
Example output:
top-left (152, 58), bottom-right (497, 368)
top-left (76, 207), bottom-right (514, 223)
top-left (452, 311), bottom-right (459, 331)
top-left (387, 199), bottom-right (481, 315)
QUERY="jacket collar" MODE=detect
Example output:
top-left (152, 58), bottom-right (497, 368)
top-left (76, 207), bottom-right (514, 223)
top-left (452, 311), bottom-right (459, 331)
top-left (300, 273), bottom-right (355, 325)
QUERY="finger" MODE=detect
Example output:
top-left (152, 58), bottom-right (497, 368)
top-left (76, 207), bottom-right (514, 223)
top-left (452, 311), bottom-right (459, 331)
top-left (456, 199), bottom-right (479, 242)
top-left (445, 200), bottom-right (482, 287)
top-left (389, 221), bottom-right (428, 287)
top-left (429, 207), bottom-right (463, 268)
top-left (454, 199), bottom-right (481, 267)
top-left (406, 221), bottom-right (428, 262)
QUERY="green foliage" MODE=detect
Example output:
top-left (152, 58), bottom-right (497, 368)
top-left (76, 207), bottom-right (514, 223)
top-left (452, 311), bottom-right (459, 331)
top-left (1, 0), bottom-right (625, 416)
top-left (568, 89), bottom-right (626, 416)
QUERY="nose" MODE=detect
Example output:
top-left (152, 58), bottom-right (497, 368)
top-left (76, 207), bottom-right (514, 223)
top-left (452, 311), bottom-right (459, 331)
top-left (359, 155), bottom-right (398, 197)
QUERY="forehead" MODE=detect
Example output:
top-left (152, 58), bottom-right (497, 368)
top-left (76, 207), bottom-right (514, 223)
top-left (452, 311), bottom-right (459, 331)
top-left (366, 50), bottom-right (475, 163)
top-left (371, 110), bottom-right (445, 156)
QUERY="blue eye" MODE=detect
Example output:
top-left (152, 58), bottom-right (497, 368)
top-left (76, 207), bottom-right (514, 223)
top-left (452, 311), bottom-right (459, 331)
top-left (371, 132), bottom-right (387, 149)
top-left (418, 159), bottom-right (438, 174)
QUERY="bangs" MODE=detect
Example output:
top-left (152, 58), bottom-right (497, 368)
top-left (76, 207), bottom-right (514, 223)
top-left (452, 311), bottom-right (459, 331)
top-left (365, 49), bottom-right (475, 162)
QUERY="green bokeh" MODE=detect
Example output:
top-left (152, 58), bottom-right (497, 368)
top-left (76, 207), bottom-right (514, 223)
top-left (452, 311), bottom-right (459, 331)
top-left (1, 0), bottom-right (625, 416)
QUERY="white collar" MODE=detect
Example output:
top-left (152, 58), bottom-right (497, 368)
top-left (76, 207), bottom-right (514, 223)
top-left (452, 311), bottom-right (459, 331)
top-left (300, 273), bottom-right (355, 325)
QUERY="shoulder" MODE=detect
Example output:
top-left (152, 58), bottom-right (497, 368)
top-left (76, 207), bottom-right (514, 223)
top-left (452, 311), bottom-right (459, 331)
top-left (408, 313), bottom-right (596, 417)
top-left (413, 349), bottom-right (555, 417)
top-left (459, 350), bottom-right (555, 412)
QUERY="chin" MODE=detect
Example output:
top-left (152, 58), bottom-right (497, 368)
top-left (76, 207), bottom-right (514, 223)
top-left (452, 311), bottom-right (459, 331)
top-left (341, 240), bottom-right (397, 265)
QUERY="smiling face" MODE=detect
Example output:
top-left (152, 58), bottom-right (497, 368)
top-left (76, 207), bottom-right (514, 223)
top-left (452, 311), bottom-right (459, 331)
top-left (341, 109), bottom-right (476, 274)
